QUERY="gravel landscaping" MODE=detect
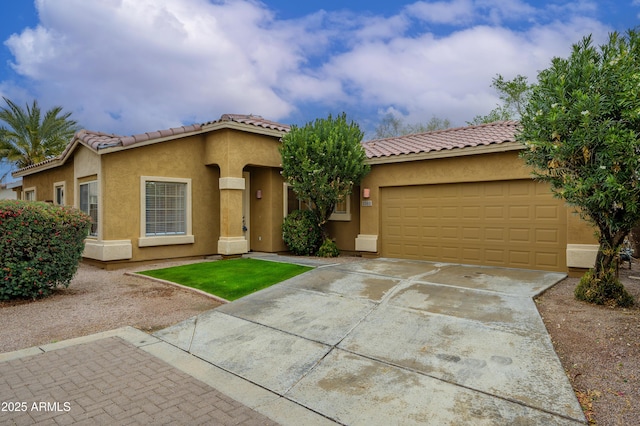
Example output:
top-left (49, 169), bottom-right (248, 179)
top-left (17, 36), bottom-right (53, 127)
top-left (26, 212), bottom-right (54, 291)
top-left (1, 257), bottom-right (639, 424)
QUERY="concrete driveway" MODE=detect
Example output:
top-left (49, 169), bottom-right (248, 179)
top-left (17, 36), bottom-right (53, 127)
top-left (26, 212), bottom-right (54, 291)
top-left (155, 257), bottom-right (586, 425)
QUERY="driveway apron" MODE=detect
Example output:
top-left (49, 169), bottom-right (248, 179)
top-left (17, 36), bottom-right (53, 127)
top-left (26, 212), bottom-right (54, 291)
top-left (154, 257), bottom-right (586, 425)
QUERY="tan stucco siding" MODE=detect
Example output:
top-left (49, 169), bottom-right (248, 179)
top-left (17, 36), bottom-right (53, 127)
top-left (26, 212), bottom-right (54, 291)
top-left (101, 135), bottom-right (221, 261)
top-left (246, 167), bottom-right (289, 252)
top-left (19, 159), bottom-right (74, 204)
top-left (204, 129), bottom-right (282, 176)
top-left (326, 187), bottom-right (361, 252)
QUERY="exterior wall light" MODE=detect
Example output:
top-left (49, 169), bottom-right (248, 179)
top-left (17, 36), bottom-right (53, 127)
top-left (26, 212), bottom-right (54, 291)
top-left (363, 188), bottom-right (370, 199)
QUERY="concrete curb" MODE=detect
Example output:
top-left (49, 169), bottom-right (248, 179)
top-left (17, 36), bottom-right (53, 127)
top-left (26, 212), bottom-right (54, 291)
top-left (124, 271), bottom-right (230, 304)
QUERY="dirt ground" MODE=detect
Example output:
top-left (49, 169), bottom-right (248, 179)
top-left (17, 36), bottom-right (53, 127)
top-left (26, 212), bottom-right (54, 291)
top-left (1, 258), bottom-right (639, 424)
top-left (0, 261), bottom-right (221, 353)
top-left (536, 266), bottom-right (640, 425)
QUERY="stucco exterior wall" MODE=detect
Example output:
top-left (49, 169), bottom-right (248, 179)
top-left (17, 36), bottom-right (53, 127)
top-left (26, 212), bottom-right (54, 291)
top-left (101, 135), bottom-right (221, 262)
top-left (325, 186), bottom-right (361, 252)
top-left (19, 159), bottom-right (75, 204)
top-left (246, 167), bottom-right (289, 253)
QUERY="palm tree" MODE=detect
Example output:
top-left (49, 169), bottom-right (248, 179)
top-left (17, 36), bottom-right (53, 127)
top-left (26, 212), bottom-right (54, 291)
top-left (0, 97), bottom-right (80, 169)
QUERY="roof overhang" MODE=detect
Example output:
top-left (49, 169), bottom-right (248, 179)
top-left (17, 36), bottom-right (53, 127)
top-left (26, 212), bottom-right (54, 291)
top-left (12, 119), bottom-right (287, 178)
top-left (201, 120), bottom-right (287, 138)
top-left (365, 141), bottom-right (523, 165)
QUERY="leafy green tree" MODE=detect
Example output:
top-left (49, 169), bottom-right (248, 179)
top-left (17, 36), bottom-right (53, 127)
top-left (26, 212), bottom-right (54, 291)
top-left (280, 113), bottom-right (370, 241)
top-left (468, 74), bottom-right (532, 125)
top-left (0, 97), bottom-right (79, 169)
top-left (518, 31), bottom-right (640, 307)
top-left (373, 113), bottom-right (452, 138)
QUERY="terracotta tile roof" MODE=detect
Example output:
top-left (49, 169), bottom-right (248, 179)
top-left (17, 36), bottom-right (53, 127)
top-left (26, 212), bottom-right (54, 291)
top-left (75, 124), bottom-right (203, 150)
top-left (362, 121), bottom-right (520, 159)
top-left (13, 114), bottom-right (289, 176)
top-left (212, 114), bottom-right (291, 132)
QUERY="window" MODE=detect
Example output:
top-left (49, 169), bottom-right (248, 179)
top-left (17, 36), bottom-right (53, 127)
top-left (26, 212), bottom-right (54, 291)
top-left (283, 184), bottom-right (310, 216)
top-left (54, 182), bottom-right (65, 206)
top-left (80, 181), bottom-right (98, 237)
top-left (23, 188), bottom-right (36, 201)
top-left (145, 181), bottom-right (187, 236)
top-left (139, 177), bottom-right (193, 247)
top-left (329, 195), bottom-right (351, 221)
top-left (283, 184), bottom-right (350, 221)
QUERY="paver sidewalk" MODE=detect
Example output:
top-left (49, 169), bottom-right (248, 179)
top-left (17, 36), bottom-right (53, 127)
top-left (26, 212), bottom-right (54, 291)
top-left (0, 335), bottom-right (277, 425)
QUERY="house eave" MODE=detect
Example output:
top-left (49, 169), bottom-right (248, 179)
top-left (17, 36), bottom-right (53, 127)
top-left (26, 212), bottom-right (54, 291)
top-left (365, 141), bottom-right (523, 165)
top-left (201, 120), bottom-right (287, 138)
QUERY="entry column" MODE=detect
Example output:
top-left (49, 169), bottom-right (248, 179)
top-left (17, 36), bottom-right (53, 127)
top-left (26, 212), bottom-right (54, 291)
top-left (218, 176), bottom-right (248, 255)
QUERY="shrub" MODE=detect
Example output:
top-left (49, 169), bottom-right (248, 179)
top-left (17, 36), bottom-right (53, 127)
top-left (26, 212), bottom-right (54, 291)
top-left (282, 209), bottom-right (322, 256)
top-left (575, 268), bottom-right (634, 307)
top-left (317, 238), bottom-right (339, 258)
top-left (0, 200), bottom-right (92, 300)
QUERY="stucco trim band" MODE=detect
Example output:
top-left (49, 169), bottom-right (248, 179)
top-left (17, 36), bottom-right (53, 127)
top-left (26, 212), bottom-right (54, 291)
top-left (355, 234), bottom-right (378, 252)
top-left (83, 239), bottom-right (133, 261)
top-left (218, 236), bottom-right (248, 255)
top-left (219, 177), bottom-right (246, 190)
top-left (566, 244), bottom-right (598, 269)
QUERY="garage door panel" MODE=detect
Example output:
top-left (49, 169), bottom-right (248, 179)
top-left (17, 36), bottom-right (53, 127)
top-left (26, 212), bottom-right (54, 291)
top-left (508, 205), bottom-right (531, 219)
top-left (509, 228), bottom-right (530, 242)
top-left (536, 205), bottom-right (560, 219)
top-left (536, 252), bottom-right (561, 268)
top-left (462, 227), bottom-right (481, 241)
top-left (381, 180), bottom-right (566, 272)
top-left (536, 228), bottom-right (560, 244)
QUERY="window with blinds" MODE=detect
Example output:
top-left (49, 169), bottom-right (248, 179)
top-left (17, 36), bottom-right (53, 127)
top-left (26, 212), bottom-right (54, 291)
top-left (145, 181), bottom-right (187, 236)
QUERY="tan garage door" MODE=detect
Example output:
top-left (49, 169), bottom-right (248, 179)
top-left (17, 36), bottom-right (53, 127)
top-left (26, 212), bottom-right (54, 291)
top-left (380, 180), bottom-right (566, 271)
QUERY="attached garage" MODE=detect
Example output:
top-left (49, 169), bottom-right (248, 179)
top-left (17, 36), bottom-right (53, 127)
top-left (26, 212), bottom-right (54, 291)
top-left (355, 121), bottom-right (596, 274)
top-left (380, 180), bottom-right (567, 271)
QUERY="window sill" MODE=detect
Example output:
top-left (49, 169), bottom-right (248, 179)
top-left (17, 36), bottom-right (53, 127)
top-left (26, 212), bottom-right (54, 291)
top-left (138, 235), bottom-right (195, 247)
top-left (329, 213), bottom-right (351, 222)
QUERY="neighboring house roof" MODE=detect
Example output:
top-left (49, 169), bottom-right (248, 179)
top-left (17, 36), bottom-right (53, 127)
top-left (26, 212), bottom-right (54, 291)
top-left (362, 121), bottom-right (521, 163)
top-left (13, 114), bottom-right (290, 177)
top-left (0, 179), bottom-right (22, 190)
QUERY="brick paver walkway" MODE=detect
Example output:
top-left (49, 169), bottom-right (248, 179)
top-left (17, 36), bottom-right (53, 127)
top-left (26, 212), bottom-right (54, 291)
top-left (0, 337), bottom-right (277, 425)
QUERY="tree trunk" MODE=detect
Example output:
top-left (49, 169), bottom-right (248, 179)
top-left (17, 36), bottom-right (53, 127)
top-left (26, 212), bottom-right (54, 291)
top-left (593, 229), bottom-right (627, 279)
top-left (576, 227), bottom-right (635, 307)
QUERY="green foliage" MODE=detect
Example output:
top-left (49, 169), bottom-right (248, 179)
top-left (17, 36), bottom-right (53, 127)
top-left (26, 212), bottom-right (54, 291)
top-left (373, 113), bottom-right (452, 138)
top-left (280, 113), bottom-right (370, 235)
top-left (0, 200), bottom-right (91, 300)
top-left (317, 238), bottom-right (339, 258)
top-left (518, 30), bottom-right (640, 305)
top-left (575, 269), bottom-right (634, 307)
top-left (138, 258), bottom-right (311, 301)
top-left (282, 209), bottom-right (322, 255)
top-left (0, 97), bottom-right (79, 169)
top-left (468, 74), bottom-right (532, 125)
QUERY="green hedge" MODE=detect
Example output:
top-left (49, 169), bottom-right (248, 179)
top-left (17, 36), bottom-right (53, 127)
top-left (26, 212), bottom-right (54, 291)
top-left (0, 200), bottom-right (92, 300)
top-left (282, 209), bottom-right (322, 256)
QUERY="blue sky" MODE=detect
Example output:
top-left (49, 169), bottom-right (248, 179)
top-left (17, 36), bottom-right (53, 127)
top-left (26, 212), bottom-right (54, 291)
top-left (1, 0), bottom-right (639, 179)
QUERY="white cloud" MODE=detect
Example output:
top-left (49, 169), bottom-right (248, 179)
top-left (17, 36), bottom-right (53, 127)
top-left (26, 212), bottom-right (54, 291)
top-left (6, 0), bottom-right (313, 133)
top-left (1, 0), bottom-right (617, 135)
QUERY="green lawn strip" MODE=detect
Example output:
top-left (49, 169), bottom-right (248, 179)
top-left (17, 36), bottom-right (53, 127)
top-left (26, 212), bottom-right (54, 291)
top-left (137, 258), bottom-right (312, 301)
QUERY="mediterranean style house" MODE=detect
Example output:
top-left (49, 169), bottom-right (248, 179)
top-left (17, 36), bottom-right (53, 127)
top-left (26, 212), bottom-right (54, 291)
top-left (12, 114), bottom-right (598, 274)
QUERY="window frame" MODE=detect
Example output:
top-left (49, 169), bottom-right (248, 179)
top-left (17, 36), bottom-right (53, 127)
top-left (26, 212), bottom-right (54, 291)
top-left (139, 176), bottom-right (194, 247)
top-left (53, 181), bottom-right (66, 206)
top-left (329, 195), bottom-right (352, 221)
top-left (23, 187), bottom-right (36, 201)
top-left (283, 183), bottom-right (351, 221)
top-left (79, 180), bottom-right (98, 237)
